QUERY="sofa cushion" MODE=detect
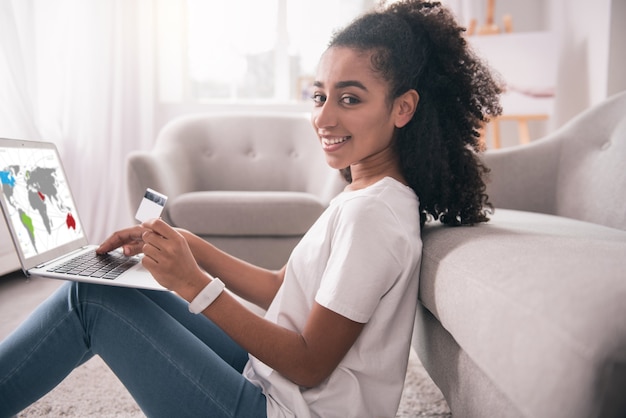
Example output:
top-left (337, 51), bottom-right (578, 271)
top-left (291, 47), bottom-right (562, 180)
top-left (167, 191), bottom-right (326, 236)
top-left (418, 209), bottom-right (626, 416)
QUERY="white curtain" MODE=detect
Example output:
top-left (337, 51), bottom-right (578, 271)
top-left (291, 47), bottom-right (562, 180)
top-left (0, 0), bottom-right (156, 249)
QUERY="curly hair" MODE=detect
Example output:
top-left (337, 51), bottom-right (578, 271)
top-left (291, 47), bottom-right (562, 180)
top-left (329, 0), bottom-right (503, 226)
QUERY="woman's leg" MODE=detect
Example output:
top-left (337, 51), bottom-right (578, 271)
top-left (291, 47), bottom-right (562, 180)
top-left (0, 282), bottom-right (96, 416)
top-left (0, 281), bottom-right (266, 418)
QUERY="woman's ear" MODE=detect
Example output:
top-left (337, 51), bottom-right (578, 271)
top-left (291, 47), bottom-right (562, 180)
top-left (394, 89), bottom-right (419, 128)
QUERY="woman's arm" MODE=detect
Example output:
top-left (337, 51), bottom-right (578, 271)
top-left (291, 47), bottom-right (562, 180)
top-left (208, 292), bottom-right (364, 388)
top-left (177, 229), bottom-right (284, 310)
top-left (141, 219), bottom-right (365, 388)
top-left (96, 223), bottom-right (284, 310)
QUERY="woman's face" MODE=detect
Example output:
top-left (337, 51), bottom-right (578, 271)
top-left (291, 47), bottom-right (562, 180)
top-left (311, 46), bottom-right (401, 173)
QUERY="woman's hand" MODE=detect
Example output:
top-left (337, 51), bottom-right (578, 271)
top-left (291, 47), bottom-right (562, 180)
top-left (96, 225), bottom-right (147, 256)
top-left (140, 218), bottom-right (209, 298)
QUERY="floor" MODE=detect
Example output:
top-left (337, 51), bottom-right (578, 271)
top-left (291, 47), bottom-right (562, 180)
top-left (0, 271), bottom-right (64, 340)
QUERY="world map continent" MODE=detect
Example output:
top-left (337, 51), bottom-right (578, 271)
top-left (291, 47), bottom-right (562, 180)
top-left (1, 165), bottom-right (76, 253)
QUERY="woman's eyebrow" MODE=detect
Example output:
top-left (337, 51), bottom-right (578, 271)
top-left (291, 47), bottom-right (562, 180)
top-left (313, 80), bottom-right (368, 91)
top-left (336, 80), bottom-right (368, 91)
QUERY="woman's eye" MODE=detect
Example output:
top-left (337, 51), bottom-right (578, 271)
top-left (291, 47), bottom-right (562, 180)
top-left (311, 93), bottom-right (326, 105)
top-left (341, 96), bottom-right (360, 105)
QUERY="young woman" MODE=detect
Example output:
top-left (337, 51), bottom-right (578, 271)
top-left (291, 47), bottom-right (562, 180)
top-left (0, 1), bottom-right (501, 416)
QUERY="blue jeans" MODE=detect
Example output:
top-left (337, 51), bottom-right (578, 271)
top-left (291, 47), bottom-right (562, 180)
top-left (0, 281), bottom-right (267, 417)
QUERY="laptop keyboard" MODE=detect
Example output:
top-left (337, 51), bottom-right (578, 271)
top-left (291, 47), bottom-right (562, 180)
top-left (48, 251), bottom-right (139, 280)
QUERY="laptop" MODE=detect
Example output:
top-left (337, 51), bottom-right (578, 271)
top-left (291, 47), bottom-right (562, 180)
top-left (0, 138), bottom-right (166, 291)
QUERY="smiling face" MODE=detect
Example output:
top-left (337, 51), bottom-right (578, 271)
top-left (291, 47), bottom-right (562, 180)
top-left (311, 46), bottom-right (416, 188)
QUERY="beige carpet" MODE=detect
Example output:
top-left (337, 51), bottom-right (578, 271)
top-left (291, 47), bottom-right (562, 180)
top-left (2, 275), bottom-right (451, 417)
top-left (16, 348), bottom-right (451, 418)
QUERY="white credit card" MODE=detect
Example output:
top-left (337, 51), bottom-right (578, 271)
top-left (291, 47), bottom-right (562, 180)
top-left (135, 188), bottom-right (168, 223)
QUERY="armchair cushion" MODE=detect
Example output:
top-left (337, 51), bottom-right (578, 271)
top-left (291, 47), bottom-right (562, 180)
top-left (168, 191), bottom-right (326, 236)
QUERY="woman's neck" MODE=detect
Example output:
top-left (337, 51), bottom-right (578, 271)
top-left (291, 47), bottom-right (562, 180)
top-left (347, 155), bottom-right (407, 191)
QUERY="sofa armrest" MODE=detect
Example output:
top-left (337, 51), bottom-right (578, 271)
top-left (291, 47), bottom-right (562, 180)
top-left (482, 137), bottom-right (561, 215)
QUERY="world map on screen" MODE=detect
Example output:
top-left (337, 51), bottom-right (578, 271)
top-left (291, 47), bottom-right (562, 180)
top-left (0, 147), bottom-right (82, 258)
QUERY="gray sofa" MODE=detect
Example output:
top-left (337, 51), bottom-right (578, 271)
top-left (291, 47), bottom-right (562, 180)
top-left (126, 112), bottom-right (346, 269)
top-left (413, 91), bottom-right (626, 417)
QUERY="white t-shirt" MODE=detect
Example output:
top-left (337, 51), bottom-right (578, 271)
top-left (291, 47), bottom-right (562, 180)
top-left (244, 177), bottom-right (422, 418)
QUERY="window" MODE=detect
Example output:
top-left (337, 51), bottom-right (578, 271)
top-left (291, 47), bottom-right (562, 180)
top-left (157, 0), bottom-right (372, 104)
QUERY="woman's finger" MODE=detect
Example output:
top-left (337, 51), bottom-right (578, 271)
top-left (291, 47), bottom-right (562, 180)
top-left (122, 242), bottom-right (144, 256)
top-left (142, 234), bottom-right (162, 256)
top-left (142, 229), bottom-right (167, 250)
top-left (141, 252), bottom-right (158, 270)
top-left (142, 218), bottom-right (176, 240)
top-left (96, 225), bottom-right (145, 254)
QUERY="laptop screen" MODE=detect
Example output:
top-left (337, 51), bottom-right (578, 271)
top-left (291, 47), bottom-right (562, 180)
top-left (0, 138), bottom-right (88, 269)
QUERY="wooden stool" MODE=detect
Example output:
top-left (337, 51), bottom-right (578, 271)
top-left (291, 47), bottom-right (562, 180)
top-left (482, 113), bottom-right (550, 149)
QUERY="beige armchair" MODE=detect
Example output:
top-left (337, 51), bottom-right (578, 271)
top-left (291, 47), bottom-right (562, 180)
top-left (126, 112), bottom-right (346, 269)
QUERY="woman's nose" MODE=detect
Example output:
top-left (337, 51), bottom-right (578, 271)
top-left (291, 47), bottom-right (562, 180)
top-left (312, 100), bottom-right (338, 130)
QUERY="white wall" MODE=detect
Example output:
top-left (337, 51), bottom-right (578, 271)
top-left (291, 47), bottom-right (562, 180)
top-left (472, 0), bottom-right (624, 135)
top-left (489, 0), bottom-right (547, 32)
top-left (549, 0), bottom-right (608, 127)
top-left (608, 0), bottom-right (626, 96)
top-left (0, 219), bottom-right (19, 276)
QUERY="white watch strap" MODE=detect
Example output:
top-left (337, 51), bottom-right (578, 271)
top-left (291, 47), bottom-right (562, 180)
top-left (188, 278), bottom-right (225, 314)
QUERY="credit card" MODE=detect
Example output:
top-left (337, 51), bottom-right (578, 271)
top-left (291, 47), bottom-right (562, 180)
top-left (135, 188), bottom-right (168, 223)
